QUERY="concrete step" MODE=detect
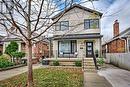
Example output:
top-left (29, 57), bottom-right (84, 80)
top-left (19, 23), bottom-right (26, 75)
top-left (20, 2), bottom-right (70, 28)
top-left (83, 62), bottom-right (95, 65)
top-left (83, 59), bottom-right (94, 62)
top-left (84, 66), bottom-right (95, 69)
top-left (84, 69), bottom-right (97, 72)
top-left (83, 58), bottom-right (93, 61)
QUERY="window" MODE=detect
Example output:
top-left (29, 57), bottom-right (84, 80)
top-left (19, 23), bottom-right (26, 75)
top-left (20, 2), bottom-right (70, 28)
top-left (84, 19), bottom-right (99, 29)
top-left (58, 40), bottom-right (77, 54)
top-left (55, 21), bottom-right (69, 31)
top-left (0, 0), bottom-right (14, 14)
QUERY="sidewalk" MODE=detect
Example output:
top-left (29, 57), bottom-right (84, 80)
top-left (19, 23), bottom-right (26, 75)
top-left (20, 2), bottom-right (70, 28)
top-left (0, 64), bottom-right (42, 81)
top-left (84, 72), bottom-right (112, 87)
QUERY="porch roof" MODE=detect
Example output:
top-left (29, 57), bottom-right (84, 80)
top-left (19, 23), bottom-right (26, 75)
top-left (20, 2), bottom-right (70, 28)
top-left (52, 34), bottom-right (103, 40)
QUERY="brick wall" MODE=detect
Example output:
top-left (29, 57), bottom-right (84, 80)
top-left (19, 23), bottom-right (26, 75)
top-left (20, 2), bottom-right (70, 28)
top-left (104, 38), bottom-right (125, 53)
top-left (33, 41), bottom-right (49, 59)
top-left (113, 20), bottom-right (119, 37)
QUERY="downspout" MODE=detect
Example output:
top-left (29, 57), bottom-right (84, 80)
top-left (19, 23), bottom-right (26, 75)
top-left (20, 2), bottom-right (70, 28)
top-left (120, 36), bottom-right (128, 53)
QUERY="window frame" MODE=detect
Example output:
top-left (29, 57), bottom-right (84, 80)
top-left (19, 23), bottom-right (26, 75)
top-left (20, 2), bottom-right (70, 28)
top-left (55, 21), bottom-right (69, 31)
top-left (58, 40), bottom-right (77, 54)
top-left (84, 19), bottom-right (99, 29)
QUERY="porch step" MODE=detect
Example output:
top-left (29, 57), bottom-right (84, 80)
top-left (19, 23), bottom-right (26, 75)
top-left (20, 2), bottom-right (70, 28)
top-left (84, 66), bottom-right (95, 69)
top-left (82, 58), bottom-right (96, 72)
top-left (84, 69), bottom-right (97, 72)
top-left (83, 63), bottom-right (95, 66)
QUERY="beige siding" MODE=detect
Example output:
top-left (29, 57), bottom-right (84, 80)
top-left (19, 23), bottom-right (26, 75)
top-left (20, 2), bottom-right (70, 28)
top-left (53, 7), bottom-right (101, 35)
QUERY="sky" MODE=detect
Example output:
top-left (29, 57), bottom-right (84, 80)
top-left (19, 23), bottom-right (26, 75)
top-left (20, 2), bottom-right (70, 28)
top-left (0, 0), bottom-right (130, 41)
top-left (80, 0), bottom-right (130, 41)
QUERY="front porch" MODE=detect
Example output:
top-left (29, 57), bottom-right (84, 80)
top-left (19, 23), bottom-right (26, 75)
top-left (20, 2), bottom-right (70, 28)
top-left (52, 39), bottom-right (101, 58)
top-left (43, 57), bottom-right (98, 72)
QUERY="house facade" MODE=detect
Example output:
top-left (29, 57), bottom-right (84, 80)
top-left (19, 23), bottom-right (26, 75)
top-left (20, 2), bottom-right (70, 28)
top-left (52, 4), bottom-right (103, 58)
top-left (102, 20), bottom-right (130, 57)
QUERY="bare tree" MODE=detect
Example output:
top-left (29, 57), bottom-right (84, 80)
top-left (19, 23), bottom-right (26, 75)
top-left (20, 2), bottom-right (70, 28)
top-left (0, 0), bottom-right (75, 86)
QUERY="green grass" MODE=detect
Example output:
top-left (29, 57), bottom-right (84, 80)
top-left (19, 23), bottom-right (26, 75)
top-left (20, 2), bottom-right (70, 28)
top-left (0, 67), bottom-right (83, 87)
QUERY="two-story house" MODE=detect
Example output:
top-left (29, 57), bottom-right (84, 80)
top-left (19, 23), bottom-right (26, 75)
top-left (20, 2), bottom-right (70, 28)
top-left (52, 4), bottom-right (103, 60)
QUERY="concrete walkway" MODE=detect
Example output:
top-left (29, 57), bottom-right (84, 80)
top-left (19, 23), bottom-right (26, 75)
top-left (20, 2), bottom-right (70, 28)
top-left (84, 72), bottom-right (112, 87)
top-left (0, 64), bottom-right (42, 81)
top-left (98, 64), bottom-right (130, 87)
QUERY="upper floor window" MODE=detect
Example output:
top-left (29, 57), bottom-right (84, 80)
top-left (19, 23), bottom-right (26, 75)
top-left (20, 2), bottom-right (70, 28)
top-left (55, 21), bottom-right (69, 31)
top-left (84, 19), bottom-right (99, 29)
top-left (0, 0), bottom-right (14, 14)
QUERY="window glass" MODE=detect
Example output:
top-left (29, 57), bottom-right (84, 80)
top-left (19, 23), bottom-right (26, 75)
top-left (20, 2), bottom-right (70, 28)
top-left (60, 21), bottom-right (69, 30)
top-left (59, 40), bottom-right (77, 54)
top-left (84, 19), bottom-right (99, 29)
top-left (55, 22), bottom-right (60, 31)
top-left (59, 41), bottom-right (71, 53)
top-left (84, 19), bottom-right (90, 29)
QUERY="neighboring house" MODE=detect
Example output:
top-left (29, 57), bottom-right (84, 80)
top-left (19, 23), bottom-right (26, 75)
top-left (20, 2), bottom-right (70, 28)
top-left (52, 4), bottom-right (103, 58)
top-left (33, 40), bottom-right (49, 59)
top-left (102, 20), bottom-right (130, 57)
top-left (3, 37), bottom-right (49, 61)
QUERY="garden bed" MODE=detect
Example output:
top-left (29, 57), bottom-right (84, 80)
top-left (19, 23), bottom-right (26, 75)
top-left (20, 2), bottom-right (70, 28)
top-left (0, 64), bottom-right (26, 71)
top-left (0, 67), bottom-right (83, 87)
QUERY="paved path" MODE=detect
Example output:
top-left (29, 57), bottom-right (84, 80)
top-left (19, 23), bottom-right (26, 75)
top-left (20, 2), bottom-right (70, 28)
top-left (0, 64), bottom-right (42, 81)
top-left (98, 64), bottom-right (130, 87)
top-left (84, 72), bottom-right (112, 87)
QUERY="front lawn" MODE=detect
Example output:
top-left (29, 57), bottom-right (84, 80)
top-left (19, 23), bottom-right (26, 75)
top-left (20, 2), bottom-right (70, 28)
top-left (0, 67), bottom-right (83, 87)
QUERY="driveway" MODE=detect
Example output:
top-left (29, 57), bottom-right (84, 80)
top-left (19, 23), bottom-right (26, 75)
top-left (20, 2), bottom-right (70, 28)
top-left (98, 64), bottom-right (130, 87)
top-left (0, 64), bottom-right (42, 81)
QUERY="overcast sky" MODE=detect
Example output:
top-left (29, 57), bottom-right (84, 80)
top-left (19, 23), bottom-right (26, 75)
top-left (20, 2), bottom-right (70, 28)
top-left (81, 0), bottom-right (130, 41)
top-left (0, 0), bottom-right (130, 41)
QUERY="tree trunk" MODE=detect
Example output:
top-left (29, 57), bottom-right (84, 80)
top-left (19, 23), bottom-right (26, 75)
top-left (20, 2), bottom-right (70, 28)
top-left (27, 41), bottom-right (33, 87)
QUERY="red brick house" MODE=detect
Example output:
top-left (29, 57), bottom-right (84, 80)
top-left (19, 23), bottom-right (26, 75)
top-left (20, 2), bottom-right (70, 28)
top-left (102, 20), bottom-right (130, 56)
top-left (33, 40), bottom-right (49, 59)
top-left (3, 37), bottom-right (49, 62)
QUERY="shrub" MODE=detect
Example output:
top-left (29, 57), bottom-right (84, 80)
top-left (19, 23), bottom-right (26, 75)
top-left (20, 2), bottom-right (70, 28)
top-left (5, 41), bottom-right (18, 56)
top-left (0, 54), bottom-right (11, 60)
top-left (53, 60), bottom-right (59, 66)
top-left (0, 56), bottom-right (14, 68)
top-left (75, 60), bottom-right (82, 67)
top-left (97, 57), bottom-right (104, 66)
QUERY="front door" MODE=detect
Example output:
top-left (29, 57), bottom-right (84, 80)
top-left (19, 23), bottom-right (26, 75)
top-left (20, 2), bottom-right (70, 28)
top-left (86, 42), bottom-right (93, 57)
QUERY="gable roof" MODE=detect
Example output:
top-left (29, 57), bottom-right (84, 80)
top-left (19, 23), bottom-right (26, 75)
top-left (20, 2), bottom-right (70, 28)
top-left (52, 4), bottom-right (103, 20)
top-left (118, 27), bottom-right (130, 36)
